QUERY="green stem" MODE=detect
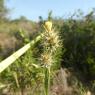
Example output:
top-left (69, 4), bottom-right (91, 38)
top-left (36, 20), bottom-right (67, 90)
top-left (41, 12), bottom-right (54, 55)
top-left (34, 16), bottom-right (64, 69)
top-left (44, 67), bottom-right (51, 95)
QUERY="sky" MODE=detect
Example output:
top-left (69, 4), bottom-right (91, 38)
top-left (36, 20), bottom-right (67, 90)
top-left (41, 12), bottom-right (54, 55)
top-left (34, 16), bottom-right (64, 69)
top-left (6, 0), bottom-right (95, 21)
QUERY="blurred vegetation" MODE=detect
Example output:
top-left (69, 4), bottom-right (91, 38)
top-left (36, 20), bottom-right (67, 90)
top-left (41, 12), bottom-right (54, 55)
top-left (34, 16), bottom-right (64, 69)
top-left (0, 0), bottom-right (95, 95)
top-left (61, 11), bottom-right (95, 80)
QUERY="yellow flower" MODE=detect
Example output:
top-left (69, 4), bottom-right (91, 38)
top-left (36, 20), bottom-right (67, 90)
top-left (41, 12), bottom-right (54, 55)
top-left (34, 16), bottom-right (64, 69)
top-left (44, 21), bottom-right (52, 32)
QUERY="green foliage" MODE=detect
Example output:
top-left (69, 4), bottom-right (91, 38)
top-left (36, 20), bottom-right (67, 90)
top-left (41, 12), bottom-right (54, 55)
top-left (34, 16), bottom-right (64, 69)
top-left (0, 44), bottom-right (44, 94)
top-left (61, 11), bottom-right (95, 81)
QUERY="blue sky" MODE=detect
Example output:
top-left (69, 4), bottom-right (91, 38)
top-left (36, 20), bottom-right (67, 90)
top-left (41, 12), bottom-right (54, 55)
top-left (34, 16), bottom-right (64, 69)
top-left (6, 0), bottom-right (95, 21)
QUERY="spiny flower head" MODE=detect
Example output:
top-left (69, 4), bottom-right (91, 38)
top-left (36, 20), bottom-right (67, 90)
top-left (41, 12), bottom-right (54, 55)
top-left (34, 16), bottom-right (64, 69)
top-left (43, 29), bottom-right (60, 51)
top-left (40, 52), bottom-right (53, 67)
top-left (40, 20), bottom-right (61, 67)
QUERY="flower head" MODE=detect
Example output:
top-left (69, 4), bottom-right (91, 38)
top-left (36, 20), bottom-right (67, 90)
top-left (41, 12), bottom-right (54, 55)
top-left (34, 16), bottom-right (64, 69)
top-left (40, 52), bottom-right (53, 67)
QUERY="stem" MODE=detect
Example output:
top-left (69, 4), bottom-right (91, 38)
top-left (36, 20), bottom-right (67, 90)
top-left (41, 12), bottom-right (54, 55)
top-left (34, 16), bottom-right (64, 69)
top-left (44, 67), bottom-right (51, 95)
top-left (21, 88), bottom-right (24, 95)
